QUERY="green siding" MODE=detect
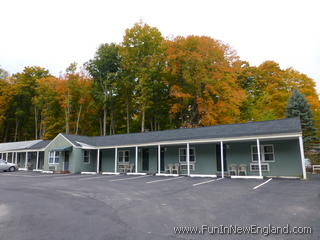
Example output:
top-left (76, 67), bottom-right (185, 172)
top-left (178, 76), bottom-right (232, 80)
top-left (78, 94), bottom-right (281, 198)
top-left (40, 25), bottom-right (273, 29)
top-left (44, 135), bottom-right (303, 177)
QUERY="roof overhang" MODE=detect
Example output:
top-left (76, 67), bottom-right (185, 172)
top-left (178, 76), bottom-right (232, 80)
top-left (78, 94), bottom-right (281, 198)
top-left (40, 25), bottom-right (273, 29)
top-left (51, 146), bottom-right (73, 152)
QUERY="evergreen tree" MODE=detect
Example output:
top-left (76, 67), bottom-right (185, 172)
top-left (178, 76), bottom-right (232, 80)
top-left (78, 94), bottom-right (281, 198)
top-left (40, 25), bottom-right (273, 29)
top-left (285, 89), bottom-right (318, 149)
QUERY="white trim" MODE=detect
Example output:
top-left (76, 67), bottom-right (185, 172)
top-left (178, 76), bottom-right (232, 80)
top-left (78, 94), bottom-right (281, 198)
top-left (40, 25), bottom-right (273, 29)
top-left (186, 143), bottom-right (190, 176)
top-left (32, 169), bottom-right (43, 172)
top-left (18, 168), bottom-right (28, 171)
top-left (178, 147), bottom-right (196, 163)
top-left (231, 175), bottom-right (263, 179)
top-left (44, 133), bottom-right (77, 151)
top-left (135, 146), bottom-right (138, 174)
top-left (251, 144), bottom-right (275, 162)
top-left (298, 136), bottom-right (307, 179)
top-left (114, 148), bottom-right (118, 173)
top-left (256, 138), bottom-right (262, 178)
top-left (127, 172), bottom-right (147, 176)
top-left (81, 172), bottom-right (97, 175)
top-left (42, 170), bottom-right (54, 174)
top-left (102, 172), bottom-right (120, 175)
top-left (35, 151), bottom-right (39, 170)
top-left (157, 145), bottom-right (161, 174)
top-left (250, 163), bottom-right (270, 172)
top-left (266, 176), bottom-right (300, 179)
top-left (220, 141), bottom-right (224, 178)
top-left (189, 174), bottom-right (217, 178)
top-left (118, 150), bottom-right (130, 163)
top-left (96, 149), bottom-right (100, 174)
top-left (155, 173), bottom-right (179, 177)
top-left (253, 178), bottom-right (272, 190)
top-left (83, 150), bottom-right (91, 164)
top-left (93, 133), bottom-right (301, 149)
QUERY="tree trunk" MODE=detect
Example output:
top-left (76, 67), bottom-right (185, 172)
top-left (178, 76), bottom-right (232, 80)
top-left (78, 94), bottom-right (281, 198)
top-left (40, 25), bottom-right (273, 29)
top-left (14, 118), bottom-right (19, 141)
top-left (65, 92), bottom-right (70, 134)
top-left (141, 108), bottom-right (145, 132)
top-left (103, 94), bottom-right (107, 136)
top-left (75, 105), bottom-right (82, 135)
top-left (34, 107), bottom-right (38, 139)
top-left (126, 100), bottom-right (130, 134)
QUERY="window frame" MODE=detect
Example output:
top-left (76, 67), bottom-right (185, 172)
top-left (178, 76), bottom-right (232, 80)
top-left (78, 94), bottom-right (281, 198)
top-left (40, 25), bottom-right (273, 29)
top-left (83, 150), bottom-right (91, 164)
top-left (251, 144), bottom-right (275, 163)
top-left (250, 163), bottom-right (270, 172)
top-left (48, 151), bottom-right (60, 165)
top-left (118, 150), bottom-right (130, 163)
top-left (179, 147), bottom-right (196, 163)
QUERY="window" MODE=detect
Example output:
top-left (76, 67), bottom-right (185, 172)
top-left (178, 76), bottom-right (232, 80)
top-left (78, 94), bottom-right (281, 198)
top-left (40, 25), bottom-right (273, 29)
top-left (48, 151), bottom-right (60, 164)
top-left (251, 145), bottom-right (275, 162)
top-left (118, 150), bottom-right (130, 163)
top-left (250, 163), bottom-right (270, 172)
top-left (179, 148), bottom-right (196, 162)
top-left (84, 150), bottom-right (90, 164)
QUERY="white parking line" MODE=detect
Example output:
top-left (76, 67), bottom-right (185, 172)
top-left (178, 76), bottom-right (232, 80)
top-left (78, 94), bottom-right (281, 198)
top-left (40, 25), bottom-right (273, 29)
top-left (109, 175), bottom-right (150, 182)
top-left (192, 178), bottom-right (223, 186)
top-left (146, 176), bottom-right (184, 184)
top-left (78, 175), bottom-right (115, 181)
top-left (253, 178), bottom-right (272, 190)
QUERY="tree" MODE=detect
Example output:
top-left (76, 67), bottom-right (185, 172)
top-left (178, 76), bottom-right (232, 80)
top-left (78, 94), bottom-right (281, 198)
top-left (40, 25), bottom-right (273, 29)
top-left (165, 35), bottom-right (245, 127)
top-left (86, 43), bottom-right (121, 135)
top-left (285, 89), bottom-right (318, 149)
top-left (121, 22), bottom-right (166, 132)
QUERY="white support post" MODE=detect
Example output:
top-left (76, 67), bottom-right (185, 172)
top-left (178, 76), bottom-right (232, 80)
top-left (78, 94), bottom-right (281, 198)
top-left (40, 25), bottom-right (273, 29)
top-left (11, 152), bottom-right (14, 163)
top-left (36, 151), bottom-right (39, 170)
top-left (257, 139), bottom-right (262, 178)
top-left (25, 152), bottom-right (28, 169)
top-left (186, 143), bottom-right (190, 176)
top-left (298, 136), bottom-right (307, 179)
top-left (6, 152), bottom-right (8, 162)
top-left (220, 141), bottom-right (224, 178)
top-left (96, 149), bottom-right (100, 174)
top-left (135, 146), bottom-right (138, 173)
top-left (158, 145), bottom-right (161, 174)
top-left (114, 147), bottom-right (118, 173)
top-left (15, 152), bottom-right (18, 164)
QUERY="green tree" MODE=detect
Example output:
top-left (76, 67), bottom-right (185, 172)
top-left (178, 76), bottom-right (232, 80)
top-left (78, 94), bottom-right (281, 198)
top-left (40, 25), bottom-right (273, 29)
top-left (121, 22), bottom-right (166, 132)
top-left (86, 43), bottom-right (121, 135)
top-left (285, 89), bottom-right (318, 149)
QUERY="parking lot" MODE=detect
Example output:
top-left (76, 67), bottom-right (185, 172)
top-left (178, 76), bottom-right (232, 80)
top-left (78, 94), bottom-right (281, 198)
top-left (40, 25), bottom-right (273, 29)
top-left (0, 171), bottom-right (319, 240)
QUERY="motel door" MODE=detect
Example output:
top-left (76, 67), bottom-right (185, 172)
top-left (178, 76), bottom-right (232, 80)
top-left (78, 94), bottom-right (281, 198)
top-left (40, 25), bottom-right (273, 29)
top-left (142, 148), bottom-right (149, 171)
top-left (64, 152), bottom-right (69, 171)
top-left (216, 144), bottom-right (227, 172)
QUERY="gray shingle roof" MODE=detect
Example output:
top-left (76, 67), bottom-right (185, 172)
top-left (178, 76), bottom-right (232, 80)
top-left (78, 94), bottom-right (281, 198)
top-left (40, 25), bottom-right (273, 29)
top-left (26, 140), bottom-right (51, 150)
top-left (62, 117), bottom-right (301, 148)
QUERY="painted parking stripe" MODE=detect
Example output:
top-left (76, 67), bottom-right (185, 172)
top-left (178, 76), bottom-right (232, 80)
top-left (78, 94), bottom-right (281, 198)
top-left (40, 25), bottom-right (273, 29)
top-left (146, 176), bottom-right (184, 184)
top-left (78, 175), bottom-right (116, 181)
top-left (192, 178), bottom-right (223, 186)
top-left (109, 175), bottom-right (150, 182)
top-left (253, 178), bottom-right (272, 190)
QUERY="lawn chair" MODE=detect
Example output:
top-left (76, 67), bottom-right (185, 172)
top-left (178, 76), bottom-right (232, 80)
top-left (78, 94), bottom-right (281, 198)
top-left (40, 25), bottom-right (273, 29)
top-left (127, 163), bottom-right (135, 173)
top-left (238, 164), bottom-right (247, 176)
top-left (172, 163), bottom-right (180, 174)
top-left (165, 164), bottom-right (174, 174)
top-left (228, 164), bottom-right (237, 176)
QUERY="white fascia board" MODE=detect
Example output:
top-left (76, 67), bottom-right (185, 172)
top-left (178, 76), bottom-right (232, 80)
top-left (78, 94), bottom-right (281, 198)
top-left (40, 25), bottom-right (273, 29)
top-left (76, 141), bottom-right (96, 149)
top-left (44, 133), bottom-right (77, 151)
top-left (95, 132), bottom-right (301, 150)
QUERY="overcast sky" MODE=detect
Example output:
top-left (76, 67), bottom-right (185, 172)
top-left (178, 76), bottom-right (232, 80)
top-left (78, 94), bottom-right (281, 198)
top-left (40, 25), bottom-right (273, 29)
top-left (1, 0), bottom-right (319, 93)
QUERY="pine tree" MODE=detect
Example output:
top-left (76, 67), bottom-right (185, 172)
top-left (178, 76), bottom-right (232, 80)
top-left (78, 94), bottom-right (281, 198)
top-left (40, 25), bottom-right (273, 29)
top-left (285, 89), bottom-right (318, 149)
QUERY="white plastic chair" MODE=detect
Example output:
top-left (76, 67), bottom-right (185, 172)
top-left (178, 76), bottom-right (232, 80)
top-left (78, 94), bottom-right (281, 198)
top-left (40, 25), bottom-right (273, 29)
top-left (172, 163), bottom-right (180, 174)
top-left (228, 164), bottom-right (237, 176)
top-left (238, 164), bottom-right (247, 176)
top-left (165, 164), bottom-right (174, 174)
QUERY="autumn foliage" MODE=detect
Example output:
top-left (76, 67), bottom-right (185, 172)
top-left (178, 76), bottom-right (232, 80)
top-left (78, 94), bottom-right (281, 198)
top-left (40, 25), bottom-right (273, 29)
top-left (0, 22), bottom-right (319, 142)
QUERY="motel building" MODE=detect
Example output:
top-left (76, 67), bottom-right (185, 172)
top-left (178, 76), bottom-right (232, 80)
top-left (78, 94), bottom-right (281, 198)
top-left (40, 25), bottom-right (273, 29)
top-left (0, 117), bottom-right (307, 179)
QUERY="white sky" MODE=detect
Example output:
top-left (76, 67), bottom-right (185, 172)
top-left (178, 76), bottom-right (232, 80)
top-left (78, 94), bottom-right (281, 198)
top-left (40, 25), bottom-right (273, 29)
top-left (1, 0), bottom-right (319, 93)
